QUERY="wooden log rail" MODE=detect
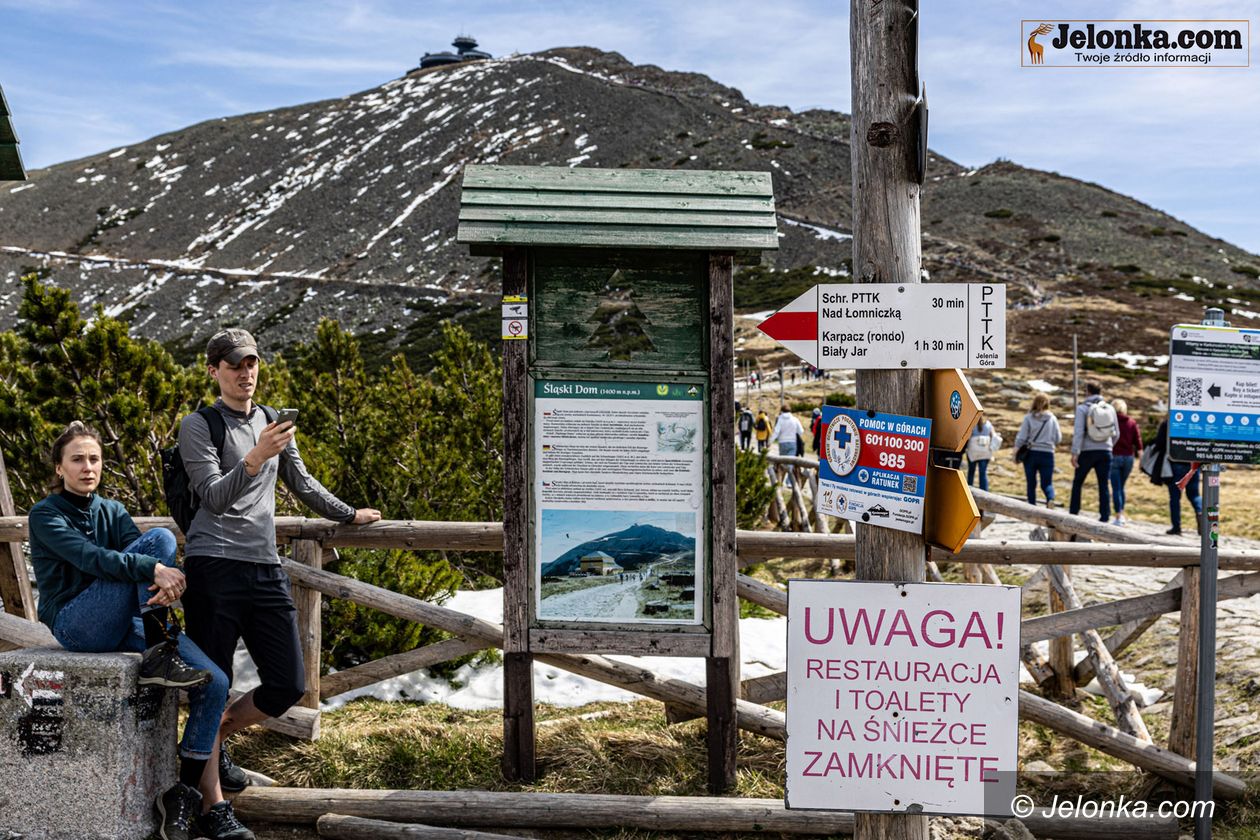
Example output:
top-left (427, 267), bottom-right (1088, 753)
top-left (2, 517), bottom-right (1257, 569)
top-left (242, 788), bottom-right (1180, 840)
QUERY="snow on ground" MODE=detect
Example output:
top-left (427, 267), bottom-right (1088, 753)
top-left (1026, 379), bottom-right (1060, 393)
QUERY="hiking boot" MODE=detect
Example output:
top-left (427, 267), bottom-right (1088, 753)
top-left (153, 782), bottom-right (201, 840)
top-left (195, 801), bottom-right (255, 840)
top-left (1166, 527), bottom-right (1183, 536)
top-left (139, 641), bottom-right (211, 689)
top-left (218, 744), bottom-right (251, 793)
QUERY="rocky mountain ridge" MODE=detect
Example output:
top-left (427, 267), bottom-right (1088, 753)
top-left (0, 46), bottom-right (1256, 371)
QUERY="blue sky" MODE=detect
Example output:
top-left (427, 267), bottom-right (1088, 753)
top-left (1, 0), bottom-right (1257, 253)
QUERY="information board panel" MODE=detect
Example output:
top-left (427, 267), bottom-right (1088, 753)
top-left (532, 378), bottom-right (706, 625)
top-left (786, 580), bottom-right (1020, 817)
top-left (1169, 323), bottom-right (1260, 464)
top-left (816, 406), bottom-right (930, 534)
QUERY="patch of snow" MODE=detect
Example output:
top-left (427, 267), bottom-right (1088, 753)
top-left (1027, 379), bottom-right (1060, 393)
top-left (8, 184), bottom-right (34, 194)
top-left (781, 217), bottom-right (852, 242)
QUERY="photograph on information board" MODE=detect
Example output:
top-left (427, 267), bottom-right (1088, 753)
top-left (533, 378), bottom-right (706, 624)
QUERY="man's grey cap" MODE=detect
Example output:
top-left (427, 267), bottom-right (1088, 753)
top-left (206, 328), bottom-right (260, 365)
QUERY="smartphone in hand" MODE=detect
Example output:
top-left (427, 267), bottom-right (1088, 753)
top-left (277, 408), bottom-right (299, 428)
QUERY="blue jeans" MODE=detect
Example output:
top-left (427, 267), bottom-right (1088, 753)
top-left (51, 528), bottom-right (228, 759)
top-left (1168, 461), bottom-right (1203, 532)
top-left (1070, 450), bottom-right (1113, 522)
top-left (967, 457), bottom-right (990, 491)
top-left (1023, 450), bottom-right (1055, 506)
top-left (1110, 454), bottom-right (1135, 514)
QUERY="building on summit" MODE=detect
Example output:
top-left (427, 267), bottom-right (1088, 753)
top-left (411, 35), bottom-right (492, 74)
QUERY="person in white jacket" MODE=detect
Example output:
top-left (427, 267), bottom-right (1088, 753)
top-left (772, 405), bottom-right (804, 457)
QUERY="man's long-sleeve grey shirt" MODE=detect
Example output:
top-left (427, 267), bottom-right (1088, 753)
top-left (178, 399), bottom-right (355, 564)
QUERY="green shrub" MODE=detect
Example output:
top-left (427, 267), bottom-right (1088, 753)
top-left (1100, 210), bottom-right (1119, 218)
top-left (1112, 263), bottom-right (1143, 274)
top-left (984, 208), bottom-right (1014, 219)
top-left (1231, 265), bottom-right (1260, 278)
top-left (749, 132), bottom-right (794, 150)
top-left (322, 548), bottom-right (465, 674)
top-left (824, 391), bottom-right (856, 407)
top-left (735, 449), bottom-right (777, 530)
top-left (789, 400), bottom-right (816, 413)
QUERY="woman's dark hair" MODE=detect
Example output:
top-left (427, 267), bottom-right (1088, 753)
top-left (50, 421), bottom-right (103, 490)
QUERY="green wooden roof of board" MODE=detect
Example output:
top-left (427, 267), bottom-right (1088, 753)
top-left (457, 165), bottom-right (778, 261)
top-left (0, 84), bottom-right (25, 181)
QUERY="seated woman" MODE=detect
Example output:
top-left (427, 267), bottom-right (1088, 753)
top-left (28, 422), bottom-right (240, 840)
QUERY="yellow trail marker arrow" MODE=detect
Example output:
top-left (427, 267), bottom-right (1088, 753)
top-left (925, 464), bottom-right (981, 555)
top-left (928, 369), bottom-right (983, 453)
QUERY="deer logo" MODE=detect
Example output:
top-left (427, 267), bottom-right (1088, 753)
top-left (1027, 23), bottom-right (1053, 64)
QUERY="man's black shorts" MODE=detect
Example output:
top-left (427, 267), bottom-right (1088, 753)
top-left (182, 556), bottom-right (306, 718)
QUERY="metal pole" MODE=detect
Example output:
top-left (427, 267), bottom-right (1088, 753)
top-left (1194, 306), bottom-right (1225, 840)
top-left (778, 363), bottom-right (784, 403)
top-left (1072, 333), bottom-right (1079, 412)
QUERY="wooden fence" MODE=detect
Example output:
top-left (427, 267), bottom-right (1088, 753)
top-left (0, 495), bottom-right (1251, 804)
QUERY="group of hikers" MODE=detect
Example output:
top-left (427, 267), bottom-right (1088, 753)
top-left (995, 382), bottom-right (1200, 534)
top-left (739, 381), bottom-right (1202, 535)
top-left (29, 329), bottom-right (381, 840)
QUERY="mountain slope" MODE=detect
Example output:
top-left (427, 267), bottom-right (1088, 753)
top-left (541, 523), bottom-right (695, 577)
top-left (0, 46), bottom-right (1256, 368)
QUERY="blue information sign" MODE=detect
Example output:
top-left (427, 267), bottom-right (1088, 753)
top-left (816, 406), bottom-right (932, 534)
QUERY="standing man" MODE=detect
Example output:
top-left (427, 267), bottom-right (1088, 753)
top-left (737, 404), bottom-right (755, 451)
top-left (178, 329), bottom-right (381, 840)
top-left (1069, 382), bottom-right (1118, 522)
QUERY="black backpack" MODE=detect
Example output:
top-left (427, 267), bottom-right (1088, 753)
top-left (161, 404), bottom-right (277, 534)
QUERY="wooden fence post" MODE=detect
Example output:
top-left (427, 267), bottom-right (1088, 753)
top-left (0, 448), bottom-right (34, 620)
top-left (1047, 564), bottom-right (1077, 698)
top-left (1168, 565), bottom-right (1201, 757)
top-left (292, 538), bottom-right (323, 713)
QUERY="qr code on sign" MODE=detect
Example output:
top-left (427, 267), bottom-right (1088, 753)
top-left (902, 474), bottom-right (919, 494)
top-left (1175, 377), bottom-right (1203, 407)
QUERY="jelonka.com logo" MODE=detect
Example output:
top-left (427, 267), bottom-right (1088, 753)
top-left (1022, 20), bottom-right (1250, 68)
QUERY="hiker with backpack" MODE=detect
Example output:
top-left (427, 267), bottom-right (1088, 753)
top-left (1014, 393), bottom-right (1062, 506)
top-left (737, 405), bottom-right (755, 451)
top-left (1070, 382), bottom-right (1119, 522)
top-left (1108, 399), bottom-right (1143, 526)
top-left (754, 409), bottom-right (771, 452)
top-left (964, 411), bottom-right (1000, 492)
top-left (171, 329), bottom-right (381, 840)
top-left (28, 421), bottom-right (230, 840)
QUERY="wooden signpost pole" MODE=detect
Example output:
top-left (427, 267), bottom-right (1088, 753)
top-left (501, 246), bottom-right (535, 782)
top-left (851, 1), bottom-right (927, 838)
top-left (707, 253), bottom-right (739, 794)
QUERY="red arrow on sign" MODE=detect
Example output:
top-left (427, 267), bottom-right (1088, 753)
top-left (756, 287), bottom-right (819, 366)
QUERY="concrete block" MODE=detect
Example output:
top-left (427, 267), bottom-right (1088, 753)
top-left (0, 648), bottom-right (177, 840)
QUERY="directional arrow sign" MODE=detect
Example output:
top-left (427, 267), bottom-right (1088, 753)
top-left (928, 369), bottom-right (983, 453)
top-left (757, 283), bottom-right (1005, 369)
top-left (924, 464), bottom-right (981, 554)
